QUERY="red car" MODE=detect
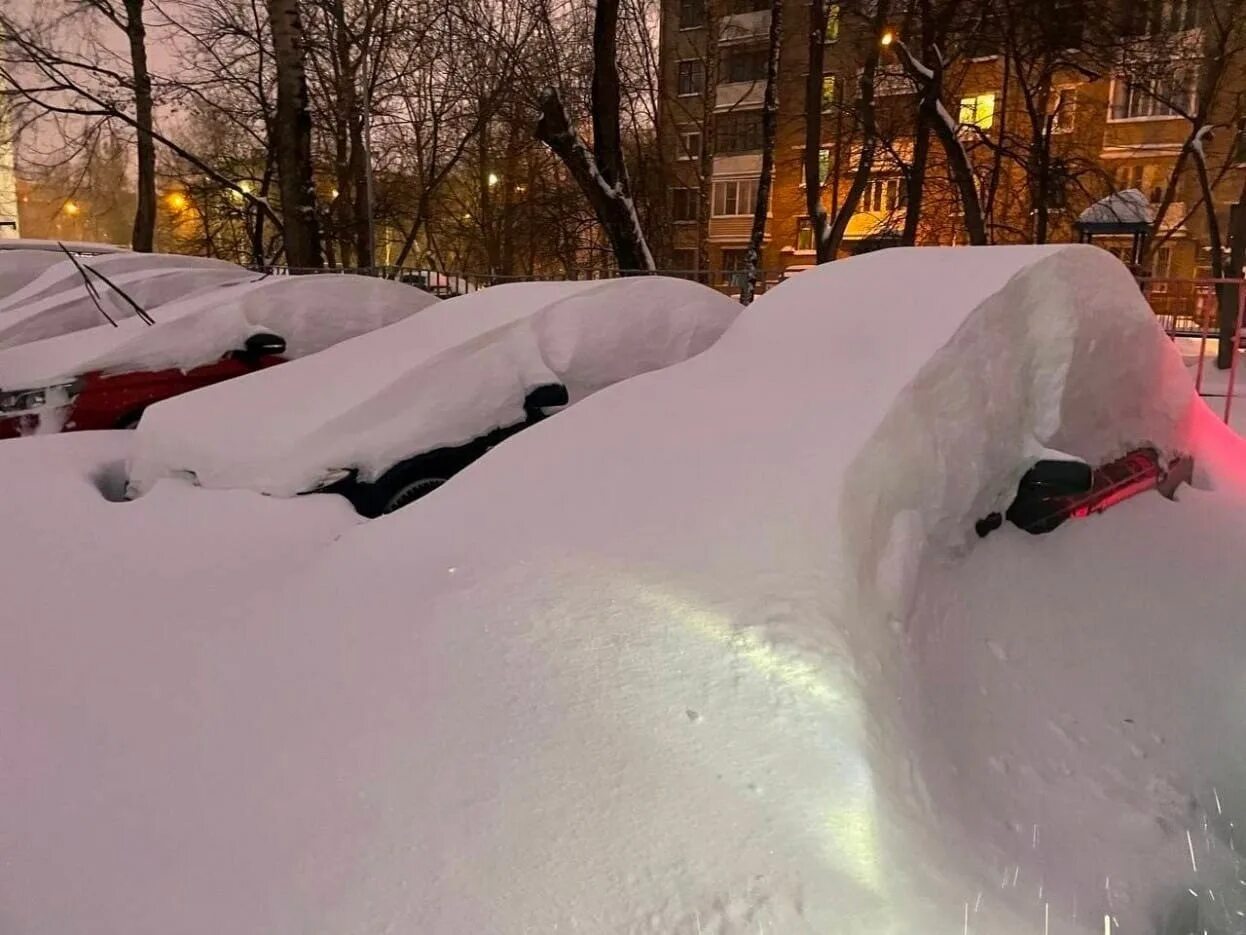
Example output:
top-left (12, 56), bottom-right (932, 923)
top-left (0, 332), bottom-right (287, 438)
top-left (0, 333), bottom-right (287, 439)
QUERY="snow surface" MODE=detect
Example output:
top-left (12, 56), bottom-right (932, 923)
top-left (1078, 188), bottom-right (1154, 226)
top-left (126, 276), bottom-right (740, 496)
top-left (3, 244), bottom-right (1244, 934)
top-left (0, 273), bottom-right (440, 391)
top-left (0, 251), bottom-right (256, 350)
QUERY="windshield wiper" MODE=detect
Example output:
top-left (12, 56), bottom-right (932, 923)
top-left (80, 262), bottom-right (155, 326)
top-left (58, 241), bottom-right (116, 328)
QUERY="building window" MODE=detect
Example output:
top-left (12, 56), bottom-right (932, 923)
top-left (672, 187), bottom-right (700, 222)
top-left (958, 93), bottom-right (997, 134)
top-left (1117, 163), bottom-right (1146, 192)
top-left (679, 0), bottom-right (706, 28)
top-left (720, 248), bottom-right (751, 288)
top-left (819, 148), bottom-right (831, 184)
top-left (821, 74), bottom-right (840, 110)
top-left (1049, 87), bottom-right (1077, 133)
top-left (677, 60), bottom-right (705, 96)
top-left (713, 178), bottom-right (760, 216)
top-left (677, 130), bottom-right (702, 161)
top-left (716, 111), bottom-right (765, 153)
top-left (720, 48), bottom-right (768, 84)
top-left (1109, 71), bottom-right (1196, 120)
top-left (727, 0), bottom-right (770, 13)
top-left (796, 217), bottom-right (815, 252)
top-left (826, 3), bottom-right (841, 41)
top-left (1235, 120), bottom-right (1246, 165)
top-left (671, 248), bottom-right (697, 274)
top-left (862, 176), bottom-right (904, 213)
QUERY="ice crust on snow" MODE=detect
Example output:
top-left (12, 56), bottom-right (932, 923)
top-left (0, 272), bottom-right (439, 389)
top-left (126, 277), bottom-right (740, 496)
top-left (2, 244), bottom-right (1243, 935)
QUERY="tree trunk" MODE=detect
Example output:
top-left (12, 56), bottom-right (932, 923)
top-left (124, 0), bottom-right (155, 252)
top-left (902, 118), bottom-right (929, 245)
top-left (823, 0), bottom-right (890, 259)
top-left (804, 0), bottom-right (830, 262)
top-left (697, 1), bottom-right (720, 276)
top-left (741, 0), bottom-right (783, 305)
top-left (537, 89), bottom-right (653, 272)
top-left (894, 39), bottom-right (986, 245)
top-left (535, 0), bottom-right (653, 273)
top-left (267, 0), bottom-right (323, 269)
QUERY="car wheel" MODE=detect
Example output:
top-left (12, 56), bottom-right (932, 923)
top-left (379, 474), bottom-right (448, 515)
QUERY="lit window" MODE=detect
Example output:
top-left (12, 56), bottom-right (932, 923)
top-left (1050, 87), bottom-right (1077, 133)
top-left (797, 217), bottom-right (815, 251)
top-left (958, 93), bottom-right (997, 133)
top-left (826, 3), bottom-right (841, 42)
top-left (821, 74), bottom-right (839, 110)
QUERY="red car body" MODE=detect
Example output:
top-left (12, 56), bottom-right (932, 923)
top-left (0, 353), bottom-right (285, 439)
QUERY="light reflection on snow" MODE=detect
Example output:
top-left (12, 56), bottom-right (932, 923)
top-left (631, 585), bottom-right (884, 894)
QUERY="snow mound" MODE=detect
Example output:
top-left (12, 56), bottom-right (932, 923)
top-left (836, 246), bottom-right (1196, 620)
top-left (0, 273), bottom-right (439, 389)
top-left (125, 276), bottom-right (739, 497)
top-left (4, 245), bottom-right (1243, 935)
top-left (1077, 188), bottom-right (1154, 227)
top-left (0, 252), bottom-right (256, 350)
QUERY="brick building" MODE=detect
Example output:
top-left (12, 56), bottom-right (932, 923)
top-left (658, 0), bottom-right (1246, 287)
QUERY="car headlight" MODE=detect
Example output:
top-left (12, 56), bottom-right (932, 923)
top-left (0, 379), bottom-right (83, 414)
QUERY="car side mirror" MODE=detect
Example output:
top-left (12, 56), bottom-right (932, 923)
top-left (1016, 458), bottom-right (1092, 496)
top-left (241, 332), bottom-right (286, 357)
top-left (524, 383), bottom-right (569, 418)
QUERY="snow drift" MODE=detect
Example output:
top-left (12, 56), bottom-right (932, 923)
top-left (0, 273), bottom-right (440, 391)
top-left (3, 245), bottom-right (1243, 935)
top-left (0, 251), bottom-right (255, 349)
top-left (125, 276), bottom-right (740, 497)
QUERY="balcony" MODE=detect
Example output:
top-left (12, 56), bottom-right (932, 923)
top-left (720, 10), bottom-right (769, 43)
top-left (716, 81), bottom-right (765, 112)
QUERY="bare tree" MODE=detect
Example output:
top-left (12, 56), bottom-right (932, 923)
top-left (536, 0), bottom-right (654, 272)
top-left (741, 0), bottom-right (782, 303)
top-left (266, 0), bottom-right (323, 267)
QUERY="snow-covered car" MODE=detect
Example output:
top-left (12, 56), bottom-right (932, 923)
top-left (0, 274), bottom-right (439, 437)
top-left (0, 249), bottom-right (260, 349)
top-left (126, 277), bottom-right (742, 515)
top-left (7, 244), bottom-right (1244, 935)
top-left (0, 237), bottom-right (128, 256)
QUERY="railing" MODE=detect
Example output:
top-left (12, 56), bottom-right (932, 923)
top-left (1139, 276), bottom-right (1246, 426)
top-left (253, 265), bottom-right (794, 299)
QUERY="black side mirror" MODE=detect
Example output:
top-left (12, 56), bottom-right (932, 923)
top-left (524, 383), bottom-right (569, 419)
top-left (242, 332), bottom-right (287, 357)
top-left (1016, 458), bottom-right (1092, 496)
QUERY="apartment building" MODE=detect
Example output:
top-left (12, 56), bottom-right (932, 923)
top-left (658, 0), bottom-right (1246, 285)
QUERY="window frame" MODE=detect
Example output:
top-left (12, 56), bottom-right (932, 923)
top-left (713, 178), bottom-right (761, 217)
top-left (676, 59), bottom-right (705, 97)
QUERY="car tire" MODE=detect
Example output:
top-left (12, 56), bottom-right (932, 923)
top-left (368, 451), bottom-right (468, 517)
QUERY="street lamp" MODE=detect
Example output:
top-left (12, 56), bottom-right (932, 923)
top-left (488, 173), bottom-right (501, 188)
top-left (880, 29), bottom-right (895, 46)
top-left (63, 200), bottom-right (80, 216)
top-left (166, 191), bottom-right (188, 212)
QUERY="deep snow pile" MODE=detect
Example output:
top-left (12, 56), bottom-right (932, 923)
top-left (3, 245), bottom-right (1244, 935)
top-left (0, 273), bottom-right (440, 391)
top-left (0, 251), bottom-right (255, 349)
top-left (125, 276), bottom-right (739, 497)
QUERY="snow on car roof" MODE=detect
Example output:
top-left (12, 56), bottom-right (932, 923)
top-left (126, 276), bottom-right (742, 497)
top-left (0, 273), bottom-right (440, 390)
top-left (3, 244), bottom-right (1230, 934)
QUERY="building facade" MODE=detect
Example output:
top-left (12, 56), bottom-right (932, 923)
top-left (658, 0), bottom-right (1246, 287)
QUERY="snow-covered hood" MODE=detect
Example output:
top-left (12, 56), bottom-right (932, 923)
top-left (0, 273), bottom-right (440, 391)
top-left (125, 277), bottom-right (741, 497)
top-left (0, 251), bottom-right (256, 351)
top-left (5, 244), bottom-right (1242, 935)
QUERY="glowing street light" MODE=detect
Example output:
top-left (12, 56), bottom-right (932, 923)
top-left (63, 201), bottom-right (80, 217)
top-left (487, 172), bottom-right (500, 188)
top-left (166, 191), bottom-right (189, 212)
top-left (880, 29), bottom-right (895, 46)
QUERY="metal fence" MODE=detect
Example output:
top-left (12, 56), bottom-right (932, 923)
top-left (253, 265), bottom-right (793, 299)
top-left (1138, 276), bottom-right (1246, 426)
